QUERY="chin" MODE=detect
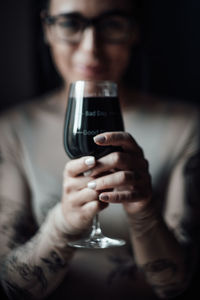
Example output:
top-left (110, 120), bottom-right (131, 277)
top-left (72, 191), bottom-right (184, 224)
top-left (65, 70), bottom-right (116, 83)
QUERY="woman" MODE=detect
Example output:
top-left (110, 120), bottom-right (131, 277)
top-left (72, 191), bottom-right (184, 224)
top-left (0, 0), bottom-right (199, 299)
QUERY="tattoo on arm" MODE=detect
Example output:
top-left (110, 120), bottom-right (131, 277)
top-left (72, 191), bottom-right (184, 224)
top-left (143, 259), bottom-right (177, 275)
top-left (41, 251), bottom-right (66, 273)
top-left (142, 259), bottom-right (185, 298)
top-left (3, 255), bottom-right (48, 292)
top-left (11, 213), bottom-right (37, 246)
top-left (0, 195), bottom-right (37, 251)
top-left (3, 280), bottom-right (33, 300)
top-left (151, 283), bottom-right (186, 299)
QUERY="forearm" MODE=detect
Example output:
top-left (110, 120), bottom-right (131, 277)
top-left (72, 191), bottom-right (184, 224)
top-left (129, 204), bottom-right (187, 299)
top-left (0, 203), bottom-right (75, 300)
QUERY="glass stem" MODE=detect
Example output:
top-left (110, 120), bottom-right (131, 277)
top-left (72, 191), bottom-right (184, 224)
top-left (91, 214), bottom-right (103, 238)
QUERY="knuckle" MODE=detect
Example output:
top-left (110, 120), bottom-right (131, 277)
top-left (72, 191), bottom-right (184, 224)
top-left (126, 132), bottom-right (133, 141)
top-left (106, 132), bottom-right (112, 141)
top-left (64, 184), bottom-right (72, 194)
top-left (113, 132), bottom-right (122, 141)
top-left (63, 163), bottom-right (71, 176)
top-left (86, 188), bottom-right (99, 199)
top-left (114, 193), bottom-right (121, 202)
top-left (118, 171), bottom-right (133, 183)
top-left (63, 179), bottom-right (73, 194)
top-left (91, 190), bottom-right (99, 199)
top-left (125, 132), bottom-right (135, 145)
top-left (117, 171), bottom-right (127, 183)
top-left (100, 176), bottom-right (107, 188)
top-left (112, 152), bottom-right (121, 165)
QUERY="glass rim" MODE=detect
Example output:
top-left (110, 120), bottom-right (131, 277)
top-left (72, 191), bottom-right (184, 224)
top-left (70, 80), bottom-right (117, 87)
top-left (69, 80), bottom-right (118, 98)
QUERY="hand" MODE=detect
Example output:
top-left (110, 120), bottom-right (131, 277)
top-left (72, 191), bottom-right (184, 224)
top-left (86, 132), bottom-right (152, 219)
top-left (61, 156), bottom-right (108, 235)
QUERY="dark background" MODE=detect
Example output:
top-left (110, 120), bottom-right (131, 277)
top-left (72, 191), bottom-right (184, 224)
top-left (0, 0), bottom-right (200, 112)
top-left (0, 0), bottom-right (200, 299)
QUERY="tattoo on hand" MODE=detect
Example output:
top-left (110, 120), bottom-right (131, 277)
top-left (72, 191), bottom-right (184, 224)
top-left (143, 259), bottom-right (177, 275)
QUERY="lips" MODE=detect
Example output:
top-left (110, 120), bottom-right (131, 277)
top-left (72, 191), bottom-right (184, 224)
top-left (75, 63), bottom-right (106, 79)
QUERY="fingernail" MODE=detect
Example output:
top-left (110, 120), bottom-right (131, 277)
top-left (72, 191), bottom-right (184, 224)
top-left (83, 170), bottom-right (92, 177)
top-left (87, 181), bottom-right (96, 189)
top-left (99, 194), bottom-right (109, 202)
top-left (85, 157), bottom-right (95, 166)
top-left (94, 135), bottom-right (106, 144)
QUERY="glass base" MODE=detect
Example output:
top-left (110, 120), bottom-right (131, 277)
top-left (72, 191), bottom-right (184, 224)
top-left (68, 235), bottom-right (126, 249)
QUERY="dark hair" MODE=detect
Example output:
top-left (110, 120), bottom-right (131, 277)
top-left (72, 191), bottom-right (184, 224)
top-left (36, 0), bottom-right (63, 94)
top-left (40, 0), bottom-right (143, 22)
top-left (40, 0), bottom-right (50, 11)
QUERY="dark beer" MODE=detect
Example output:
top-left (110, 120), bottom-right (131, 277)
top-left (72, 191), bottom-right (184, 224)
top-left (64, 96), bottom-right (124, 159)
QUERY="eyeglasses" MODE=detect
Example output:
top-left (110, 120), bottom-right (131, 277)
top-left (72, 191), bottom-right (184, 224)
top-left (43, 11), bottom-right (135, 44)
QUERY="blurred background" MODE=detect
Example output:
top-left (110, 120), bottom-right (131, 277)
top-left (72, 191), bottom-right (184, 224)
top-left (0, 0), bottom-right (200, 113)
top-left (0, 0), bottom-right (200, 299)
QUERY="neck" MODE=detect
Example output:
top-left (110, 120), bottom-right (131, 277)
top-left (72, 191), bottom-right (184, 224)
top-left (118, 83), bottom-right (135, 110)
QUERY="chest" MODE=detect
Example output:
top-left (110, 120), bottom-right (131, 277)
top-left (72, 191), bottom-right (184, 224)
top-left (21, 108), bottom-right (184, 226)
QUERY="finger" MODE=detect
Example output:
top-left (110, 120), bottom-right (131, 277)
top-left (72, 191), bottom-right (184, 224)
top-left (98, 176), bottom-right (152, 203)
top-left (99, 184), bottom-right (152, 203)
top-left (99, 190), bottom-right (136, 203)
top-left (91, 152), bottom-right (149, 177)
top-left (82, 200), bottom-right (108, 217)
top-left (63, 176), bottom-right (94, 193)
top-left (64, 156), bottom-right (96, 177)
top-left (94, 132), bottom-right (143, 154)
top-left (81, 201), bottom-right (100, 219)
top-left (66, 201), bottom-right (100, 233)
top-left (66, 188), bottom-right (100, 207)
top-left (87, 171), bottom-right (135, 191)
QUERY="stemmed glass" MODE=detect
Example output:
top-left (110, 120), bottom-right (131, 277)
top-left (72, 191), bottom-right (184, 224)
top-left (63, 80), bottom-right (126, 248)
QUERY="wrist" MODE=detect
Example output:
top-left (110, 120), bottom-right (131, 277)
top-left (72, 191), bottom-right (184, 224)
top-left (52, 202), bottom-right (82, 238)
top-left (127, 201), bottom-right (162, 238)
top-left (38, 203), bottom-right (76, 260)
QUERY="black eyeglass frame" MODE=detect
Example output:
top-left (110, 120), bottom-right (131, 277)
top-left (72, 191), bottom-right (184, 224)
top-left (42, 10), bottom-right (135, 43)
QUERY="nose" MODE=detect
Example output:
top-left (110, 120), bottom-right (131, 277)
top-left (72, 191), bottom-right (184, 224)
top-left (79, 27), bottom-right (98, 53)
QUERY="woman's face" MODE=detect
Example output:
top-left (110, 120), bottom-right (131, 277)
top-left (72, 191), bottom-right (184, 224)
top-left (45, 0), bottom-right (135, 85)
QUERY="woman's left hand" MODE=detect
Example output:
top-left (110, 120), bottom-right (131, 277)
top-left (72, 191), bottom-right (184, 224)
top-left (86, 132), bottom-right (152, 218)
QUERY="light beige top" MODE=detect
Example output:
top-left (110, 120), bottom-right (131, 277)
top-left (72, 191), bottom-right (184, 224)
top-left (0, 89), bottom-right (199, 299)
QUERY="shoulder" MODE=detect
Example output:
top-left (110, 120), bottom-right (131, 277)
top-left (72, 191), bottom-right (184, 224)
top-left (0, 89), bottom-right (62, 129)
top-left (125, 89), bottom-right (199, 136)
top-left (128, 89), bottom-right (198, 117)
top-left (0, 89), bottom-right (63, 158)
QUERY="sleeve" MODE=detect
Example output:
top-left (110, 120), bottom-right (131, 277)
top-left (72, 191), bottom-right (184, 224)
top-left (0, 118), bottom-right (75, 300)
top-left (164, 116), bottom-right (200, 282)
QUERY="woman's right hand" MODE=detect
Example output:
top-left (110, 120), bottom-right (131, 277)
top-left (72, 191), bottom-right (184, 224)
top-left (61, 156), bottom-right (107, 236)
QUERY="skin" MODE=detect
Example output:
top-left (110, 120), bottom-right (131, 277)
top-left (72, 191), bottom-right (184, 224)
top-left (46, 2), bottom-right (187, 297)
top-left (0, 1), bottom-right (189, 299)
top-left (62, 132), bottom-right (152, 234)
top-left (44, 0), bottom-right (137, 84)
top-left (44, 0), bottom-right (152, 234)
